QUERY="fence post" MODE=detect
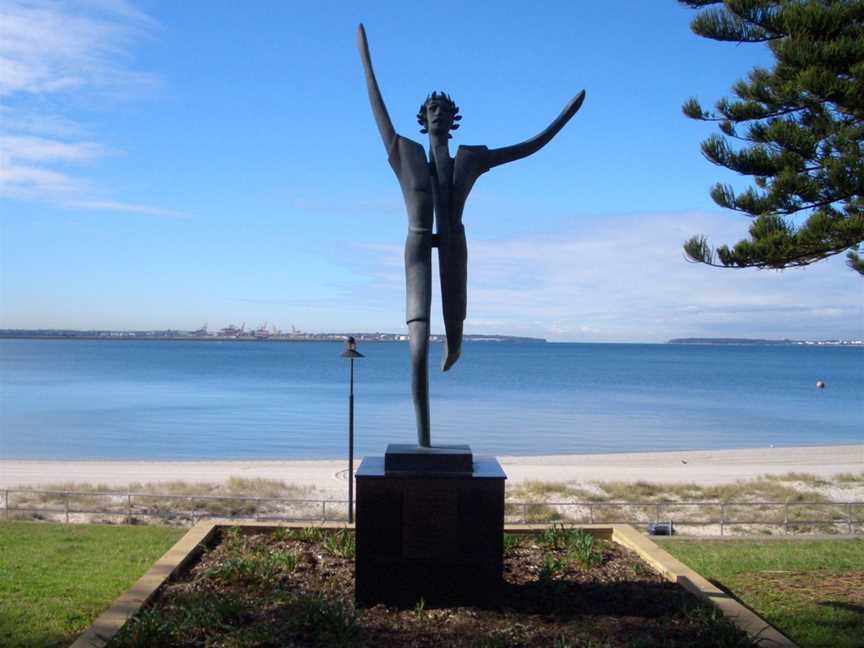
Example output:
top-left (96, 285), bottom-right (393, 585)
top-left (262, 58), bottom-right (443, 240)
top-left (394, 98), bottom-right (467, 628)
top-left (3, 490), bottom-right (7, 520)
top-left (588, 503), bottom-right (594, 525)
top-left (64, 492), bottom-right (70, 524)
top-left (522, 502), bottom-right (528, 524)
top-left (720, 504), bottom-right (725, 537)
top-left (849, 502), bottom-right (854, 535)
top-left (784, 503), bottom-right (789, 535)
top-left (321, 501), bottom-right (327, 522)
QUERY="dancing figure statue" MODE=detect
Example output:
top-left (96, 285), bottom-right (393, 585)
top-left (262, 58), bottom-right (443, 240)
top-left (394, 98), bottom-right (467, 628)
top-left (358, 24), bottom-right (585, 447)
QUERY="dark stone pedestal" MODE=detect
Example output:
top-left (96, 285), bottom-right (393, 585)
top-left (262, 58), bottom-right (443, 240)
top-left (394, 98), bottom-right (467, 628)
top-left (355, 446), bottom-right (506, 607)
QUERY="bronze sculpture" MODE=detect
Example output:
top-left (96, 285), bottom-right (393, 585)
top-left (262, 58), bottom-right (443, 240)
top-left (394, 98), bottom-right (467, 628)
top-left (358, 24), bottom-right (585, 447)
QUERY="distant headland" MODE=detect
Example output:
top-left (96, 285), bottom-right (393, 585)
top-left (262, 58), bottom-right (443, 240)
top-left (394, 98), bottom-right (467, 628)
top-left (667, 337), bottom-right (862, 346)
top-left (0, 328), bottom-right (546, 344)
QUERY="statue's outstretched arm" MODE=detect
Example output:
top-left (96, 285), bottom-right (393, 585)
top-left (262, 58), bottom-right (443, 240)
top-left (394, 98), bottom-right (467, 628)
top-left (486, 90), bottom-right (585, 169)
top-left (357, 24), bottom-right (397, 153)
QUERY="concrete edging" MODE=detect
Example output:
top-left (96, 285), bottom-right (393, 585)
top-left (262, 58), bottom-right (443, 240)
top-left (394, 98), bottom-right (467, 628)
top-left (68, 520), bottom-right (352, 648)
top-left (69, 521), bottom-right (797, 648)
top-left (69, 520), bottom-right (218, 648)
top-left (611, 524), bottom-right (798, 647)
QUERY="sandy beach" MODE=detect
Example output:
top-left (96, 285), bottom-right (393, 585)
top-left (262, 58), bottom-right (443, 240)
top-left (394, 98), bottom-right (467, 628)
top-left (2, 445), bottom-right (861, 498)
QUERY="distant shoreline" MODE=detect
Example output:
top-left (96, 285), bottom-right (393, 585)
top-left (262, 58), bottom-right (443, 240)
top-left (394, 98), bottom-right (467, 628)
top-left (667, 337), bottom-right (862, 346)
top-left (0, 332), bottom-right (546, 344)
top-left (3, 333), bottom-right (861, 346)
top-left (4, 336), bottom-right (862, 347)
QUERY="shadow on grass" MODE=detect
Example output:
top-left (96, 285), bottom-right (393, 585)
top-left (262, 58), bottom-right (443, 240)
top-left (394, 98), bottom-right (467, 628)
top-left (0, 625), bottom-right (73, 648)
top-left (818, 600), bottom-right (864, 615)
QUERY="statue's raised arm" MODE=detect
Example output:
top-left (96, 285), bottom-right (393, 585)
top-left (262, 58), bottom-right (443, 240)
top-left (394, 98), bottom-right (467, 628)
top-left (357, 24), bottom-right (397, 153)
top-left (486, 90), bottom-right (586, 169)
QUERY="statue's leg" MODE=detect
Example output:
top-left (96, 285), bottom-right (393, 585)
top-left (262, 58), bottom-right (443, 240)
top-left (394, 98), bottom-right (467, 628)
top-left (408, 320), bottom-right (430, 447)
top-left (439, 223), bottom-right (467, 372)
top-left (405, 229), bottom-right (432, 447)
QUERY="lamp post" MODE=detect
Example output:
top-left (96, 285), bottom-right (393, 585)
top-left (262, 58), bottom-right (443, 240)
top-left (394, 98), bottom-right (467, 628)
top-left (340, 336), bottom-right (364, 524)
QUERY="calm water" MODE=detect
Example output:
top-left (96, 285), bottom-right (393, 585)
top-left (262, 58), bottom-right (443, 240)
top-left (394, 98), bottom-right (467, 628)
top-left (0, 339), bottom-right (861, 460)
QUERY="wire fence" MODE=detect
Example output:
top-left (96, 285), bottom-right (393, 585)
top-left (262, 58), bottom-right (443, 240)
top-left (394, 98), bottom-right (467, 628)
top-left (506, 500), bottom-right (863, 536)
top-left (3, 488), bottom-right (862, 536)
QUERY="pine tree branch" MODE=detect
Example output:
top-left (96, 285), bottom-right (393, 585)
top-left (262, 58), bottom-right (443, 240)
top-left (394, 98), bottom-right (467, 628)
top-left (847, 248), bottom-right (864, 275)
top-left (772, 193), bottom-right (858, 216)
top-left (682, 0), bottom-right (863, 276)
top-left (689, 243), bottom-right (855, 270)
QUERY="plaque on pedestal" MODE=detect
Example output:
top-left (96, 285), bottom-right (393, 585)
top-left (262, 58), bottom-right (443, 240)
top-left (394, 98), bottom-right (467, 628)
top-left (355, 449), bottom-right (506, 607)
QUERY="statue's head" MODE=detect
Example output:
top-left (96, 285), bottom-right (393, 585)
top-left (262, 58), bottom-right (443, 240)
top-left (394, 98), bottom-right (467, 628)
top-left (417, 91), bottom-right (461, 138)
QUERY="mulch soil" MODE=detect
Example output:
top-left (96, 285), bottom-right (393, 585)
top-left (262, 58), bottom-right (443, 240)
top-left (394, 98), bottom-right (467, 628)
top-left (111, 528), bottom-right (754, 647)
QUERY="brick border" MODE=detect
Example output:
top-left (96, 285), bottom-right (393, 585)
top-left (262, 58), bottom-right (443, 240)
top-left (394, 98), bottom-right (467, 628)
top-left (68, 521), bottom-right (347, 648)
top-left (610, 524), bottom-right (797, 647)
top-left (69, 522), bottom-right (796, 648)
top-left (68, 521), bottom-right (217, 648)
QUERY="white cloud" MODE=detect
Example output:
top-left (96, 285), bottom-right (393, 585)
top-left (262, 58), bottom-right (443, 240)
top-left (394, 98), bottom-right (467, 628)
top-left (0, 135), bottom-right (106, 162)
top-left (338, 212), bottom-right (864, 342)
top-left (64, 200), bottom-right (189, 218)
top-left (0, 160), bottom-right (85, 200)
top-left (0, 105), bottom-right (85, 138)
top-left (0, 0), bottom-right (156, 96)
top-left (0, 0), bottom-right (177, 217)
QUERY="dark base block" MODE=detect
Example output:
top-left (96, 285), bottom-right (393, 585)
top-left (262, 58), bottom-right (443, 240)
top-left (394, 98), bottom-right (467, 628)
top-left (384, 443), bottom-right (473, 473)
top-left (355, 453), bottom-right (506, 608)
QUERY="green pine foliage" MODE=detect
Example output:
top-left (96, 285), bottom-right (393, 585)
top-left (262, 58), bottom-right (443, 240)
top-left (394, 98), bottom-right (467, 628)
top-left (680, 0), bottom-right (864, 276)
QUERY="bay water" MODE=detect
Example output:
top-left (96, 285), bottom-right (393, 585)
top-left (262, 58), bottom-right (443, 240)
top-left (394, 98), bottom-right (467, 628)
top-left (0, 339), bottom-right (860, 460)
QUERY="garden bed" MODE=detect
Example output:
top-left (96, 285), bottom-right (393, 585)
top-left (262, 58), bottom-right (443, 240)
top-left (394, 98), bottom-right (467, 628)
top-left (109, 525), bottom-right (759, 647)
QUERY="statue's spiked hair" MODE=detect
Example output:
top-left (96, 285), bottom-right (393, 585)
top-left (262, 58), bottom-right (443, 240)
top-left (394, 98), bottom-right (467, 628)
top-left (417, 91), bottom-right (462, 138)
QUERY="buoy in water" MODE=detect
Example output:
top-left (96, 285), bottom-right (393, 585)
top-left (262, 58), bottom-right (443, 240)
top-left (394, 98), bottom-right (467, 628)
top-left (816, 380), bottom-right (826, 389)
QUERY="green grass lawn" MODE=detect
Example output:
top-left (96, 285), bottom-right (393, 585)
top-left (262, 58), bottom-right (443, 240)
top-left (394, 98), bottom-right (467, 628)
top-left (663, 538), bottom-right (864, 648)
top-left (0, 521), bottom-right (185, 648)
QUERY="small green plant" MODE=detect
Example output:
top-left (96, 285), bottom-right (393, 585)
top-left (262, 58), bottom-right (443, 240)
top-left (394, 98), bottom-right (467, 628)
top-left (413, 597), bottom-right (427, 621)
top-left (298, 526), bottom-right (327, 543)
top-left (569, 530), bottom-right (603, 568)
top-left (503, 532), bottom-right (523, 555)
top-left (537, 525), bottom-right (604, 568)
top-left (273, 550), bottom-right (299, 571)
top-left (683, 602), bottom-right (760, 647)
top-left (632, 560), bottom-right (652, 577)
top-left (220, 624), bottom-right (282, 648)
top-left (322, 529), bottom-right (355, 558)
top-left (172, 590), bottom-right (248, 629)
top-left (112, 593), bottom-right (248, 646)
top-left (551, 633), bottom-right (573, 648)
top-left (288, 594), bottom-right (357, 647)
top-left (205, 547), bottom-right (297, 585)
top-left (538, 553), bottom-right (565, 581)
top-left (206, 555), bottom-right (263, 585)
top-left (538, 523), bottom-right (574, 551)
top-left (110, 607), bottom-right (178, 647)
top-left (220, 526), bottom-right (247, 550)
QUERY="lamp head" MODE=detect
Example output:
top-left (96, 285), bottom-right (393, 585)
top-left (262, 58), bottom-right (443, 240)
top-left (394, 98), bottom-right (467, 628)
top-left (340, 335), bottom-right (364, 359)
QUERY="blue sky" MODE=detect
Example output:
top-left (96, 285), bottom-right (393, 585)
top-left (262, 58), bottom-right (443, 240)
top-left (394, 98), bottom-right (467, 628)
top-left (1, 0), bottom-right (861, 342)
